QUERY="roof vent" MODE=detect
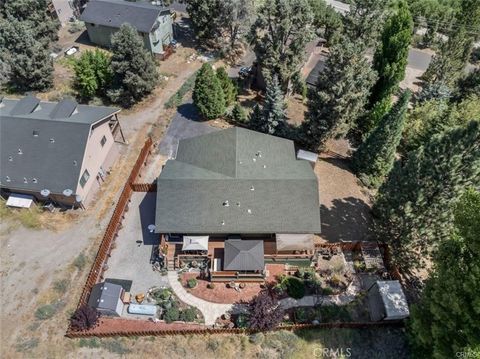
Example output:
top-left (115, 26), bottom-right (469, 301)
top-left (250, 186), bottom-right (255, 191)
top-left (221, 220), bottom-right (225, 226)
top-left (23, 177), bottom-right (28, 183)
top-left (5, 176), bottom-right (10, 182)
top-left (223, 200), bottom-right (230, 207)
top-left (252, 158), bottom-right (256, 162)
top-left (256, 151), bottom-right (262, 158)
top-left (236, 202), bottom-right (241, 207)
top-left (33, 178), bottom-right (38, 183)
top-left (8, 156), bottom-right (12, 162)
top-left (18, 149), bottom-right (23, 155)
top-left (33, 130), bottom-right (39, 137)
top-left (49, 138), bottom-right (55, 143)
top-left (247, 209), bottom-right (252, 214)
top-left (73, 160), bottom-right (77, 166)
top-left (238, 160), bottom-right (243, 165)
top-left (263, 164), bottom-right (267, 168)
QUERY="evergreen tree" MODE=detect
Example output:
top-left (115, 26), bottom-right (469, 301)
top-left (261, 76), bottom-right (287, 135)
top-left (249, 0), bottom-right (314, 92)
top-left (309, 0), bottom-right (343, 45)
top-left (74, 50), bottom-right (112, 100)
top-left (230, 102), bottom-right (247, 123)
top-left (107, 24), bottom-right (158, 107)
top-left (343, 0), bottom-right (388, 48)
top-left (373, 121), bottom-right (480, 272)
top-left (303, 36), bottom-right (377, 150)
top-left (369, 1), bottom-right (413, 107)
top-left (218, 0), bottom-right (254, 53)
top-left (249, 103), bottom-right (264, 131)
top-left (216, 67), bottom-right (237, 106)
top-left (0, 19), bottom-right (53, 91)
top-left (409, 189), bottom-right (480, 358)
top-left (192, 63), bottom-right (226, 119)
top-left (186, 0), bottom-right (221, 45)
top-left (457, 68), bottom-right (480, 100)
top-left (353, 90), bottom-right (411, 188)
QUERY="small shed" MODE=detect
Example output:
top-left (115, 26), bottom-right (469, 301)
top-left (296, 149), bottom-right (318, 167)
top-left (6, 193), bottom-right (34, 208)
top-left (88, 282), bottom-right (124, 317)
top-left (368, 280), bottom-right (409, 321)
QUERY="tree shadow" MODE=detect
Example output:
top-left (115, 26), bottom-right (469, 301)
top-left (320, 197), bottom-right (373, 243)
top-left (74, 30), bottom-right (94, 46)
top-left (177, 100), bottom-right (201, 121)
top-left (138, 192), bottom-right (159, 246)
top-left (320, 156), bottom-right (352, 172)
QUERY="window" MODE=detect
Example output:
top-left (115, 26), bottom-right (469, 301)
top-left (100, 135), bottom-right (107, 147)
top-left (79, 169), bottom-right (90, 188)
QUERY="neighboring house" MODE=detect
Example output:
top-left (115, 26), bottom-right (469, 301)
top-left (80, 0), bottom-right (174, 56)
top-left (0, 95), bottom-right (125, 208)
top-left (48, 0), bottom-right (75, 25)
top-left (155, 127), bottom-right (321, 281)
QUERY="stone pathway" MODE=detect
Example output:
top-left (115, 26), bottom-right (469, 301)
top-left (167, 271), bottom-right (232, 326)
top-left (168, 272), bottom-right (362, 326)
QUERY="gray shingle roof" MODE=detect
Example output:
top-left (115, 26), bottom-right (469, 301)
top-left (155, 127), bottom-right (321, 234)
top-left (80, 0), bottom-right (168, 33)
top-left (88, 282), bottom-right (123, 311)
top-left (0, 97), bottom-right (120, 195)
top-left (224, 239), bottom-right (265, 271)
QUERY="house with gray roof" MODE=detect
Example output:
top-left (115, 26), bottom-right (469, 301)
top-left (0, 95), bottom-right (125, 208)
top-left (155, 127), bottom-right (321, 280)
top-left (80, 0), bottom-right (174, 55)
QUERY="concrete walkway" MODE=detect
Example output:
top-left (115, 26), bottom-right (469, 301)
top-left (168, 272), bottom-right (362, 326)
top-left (167, 271), bottom-right (232, 326)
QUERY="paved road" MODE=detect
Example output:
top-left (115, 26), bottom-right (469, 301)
top-left (407, 48), bottom-right (432, 71)
top-left (325, 0), bottom-right (349, 14)
top-left (227, 48), bottom-right (256, 77)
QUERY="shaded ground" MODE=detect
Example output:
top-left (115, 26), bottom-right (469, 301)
top-left (316, 140), bottom-right (373, 243)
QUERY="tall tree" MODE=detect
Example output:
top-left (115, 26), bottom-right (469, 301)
top-left (353, 90), bottom-right (411, 188)
top-left (249, 0), bottom-right (314, 92)
top-left (74, 50), bottom-right (112, 100)
top-left (248, 289), bottom-right (284, 330)
top-left (409, 189), bottom-right (480, 358)
top-left (216, 67), bottom-right (237, 106)
top-left (186, 0), bottom-right (221, 45)
top-left (0, 19), bottom-right (53, 91)
top-left (260, 76), bottom-right (287, 135)
top-left (303, 36), bottom-right (377, 150)
top-left (369, 1), bottom-right (413, 107)
top-left (193, 63), bottom-right (226, 119)
top-left (309, 0), bottom-right (343, 45)
top-left (342, 0), bottom-right (388, 48)
top-left (373, 121), bottom-right (480, 272)
top-left (107, 24), bottom-right (158, 107)
top-left (218, 0), bottom-right (254, 53)
top-left (457, 68), bottom-right (480, 100)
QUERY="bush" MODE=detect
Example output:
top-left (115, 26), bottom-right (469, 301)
top-left (247, 290), bottom-right (284, 330)
top-left (294, 307), bottom-right (309, 323)
top-left (322, 286), bottom-right (334, 295)
top-left (236, 313), bottom-right (249, 328)
top-left (35, 304), bottom-right (57, 320)
top-left (53, 279), bottom-right (69, 293)
top-left (79, 338), bottom-right (101, 348)
top-left (163, 306), bottom-right (180, 323)
top-left (318, 305), bottom-right (351, 322)
top-left (229, 102), bottom-right (247, 123)
top-left (187, 278), bottom-right (197, 288)
top-left (70, 305), bottom-right (100, 330)
top-left (164, 72), bottom-right (197, 109)
top-left (73, 49), bottom-right (112, 100)
top-left (151, 288), bottom-right (172, 302)
top-left (285, 277), bottom-right (306, 299)
top-left (249, 332), bottom-right (265, 344)
top-left (73, 253), bottom-right (87, 271)
top-left (180, 307), bottom-right (197, 322)
top-left (207, 283), bottom-right (215, 289)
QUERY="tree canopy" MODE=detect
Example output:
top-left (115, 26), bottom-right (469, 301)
top-left (249, 0), bottom-right (314, 93)
top-left (73, 50), bottom-right (112, 100)
top-left (409, 188), bottom-right (480, 358)
top-left (193, 63), bottom-right (226, 120)
top-left (107, 24), bottom-right (158, 107)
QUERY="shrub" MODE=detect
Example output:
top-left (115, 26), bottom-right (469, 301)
top-left (318, 305), bottom-right (351, 322)
top-left (164, 72), bottom-right (197, 109)
top-left (249, 332), bottom-right (265, 344)
top-left (73, 49), bottom-right (112, 100)
top-left (152, 288), bottom-right (172, 301)
top-left (180, 307), bottom-right (197, 322)
top-left (187, 278), bottom-right (197, 288)
top-left (247, 290), bottom-right (284, 330)
top-left (236, 313), bottom-right (249, 328)
top-left (163, 306), bottom-right (180, 323)
top-left (70, 305), bottom-right (100, 330)
top-left (353, 261), bottom-right (366, 272)
top-left (229, 102), bottom-right (247, 123)
top-left (53, 279), bottom-right (69, 293)
top-left (285, 277), bottom-right (306, 299)
top-left (35, 304), bottom-right (57, 320)
top-left (294, 307), bottom-right (308, 323)
top-left (322, 286), bottom-right (334, 295)
top-left (207, 283), bottom-right (215, 289)
top-left (73, 253), bottom-right (87, 271)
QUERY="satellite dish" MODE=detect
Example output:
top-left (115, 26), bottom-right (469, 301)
top-left (75, 194), bottom-right (82, 203)
top-left (62, 189), bottom-right (73, 197)
top-left (147, 224), bottom-right (156, 233)
top-left (40, 189), bottom-right (50, 197)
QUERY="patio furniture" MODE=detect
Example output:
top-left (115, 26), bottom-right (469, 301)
top-left (135, 293), bottom-right (145, 304)
top-left (122, 291), bottom-right (131, 304)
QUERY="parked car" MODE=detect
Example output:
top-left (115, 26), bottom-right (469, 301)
top-left (239, 66), bottom-right (252, 78)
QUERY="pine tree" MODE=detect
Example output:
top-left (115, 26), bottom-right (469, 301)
top-left (261, 76), bottom-right (287, 135)
top-left (457, 68), bottom-right (480, 100)
top-left (186, 0), bottom-right (221, 45)
top-left (230, 102), bottom-right (247, 123)
top-left (353, 90), bottom-right (411, 188)
top-left (369, 0), bottom-right (413, 107)
top-left (303, 36), bottom-right (377, 150)
top-left (107, 24), bottom-right (158, 107)
top-left (409, 189), bottom-right (480, 358)
top-left (343, 0), bottom-right (388, 48)
top-left (249, 0), bottom-right (314, 92)
top-left (192, 63), bottom-right (226, 119)
top-left (216, 67), bottom-right (237, 107)
top-left (373, 121), bottom-right (480, 272)
top-left (249, 103), bottom-right (264, 131)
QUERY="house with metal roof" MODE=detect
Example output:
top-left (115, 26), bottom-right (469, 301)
top-left (155, 127), bottom-right (321, 280)
top-left (80, 0), bottom-right (174, 55)
top-left (0, 95), bottom-right (125, 208)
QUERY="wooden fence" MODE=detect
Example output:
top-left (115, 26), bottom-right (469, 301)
top-left (74, 137), bottom-right (153, 309)
top-left (131, 182), bottom-right (157, 192)
top-left (66, 320), bottom-right (404, 338)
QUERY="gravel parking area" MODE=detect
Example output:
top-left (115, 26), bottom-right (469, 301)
top-left (103, 192), bottom-right (169, 297)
